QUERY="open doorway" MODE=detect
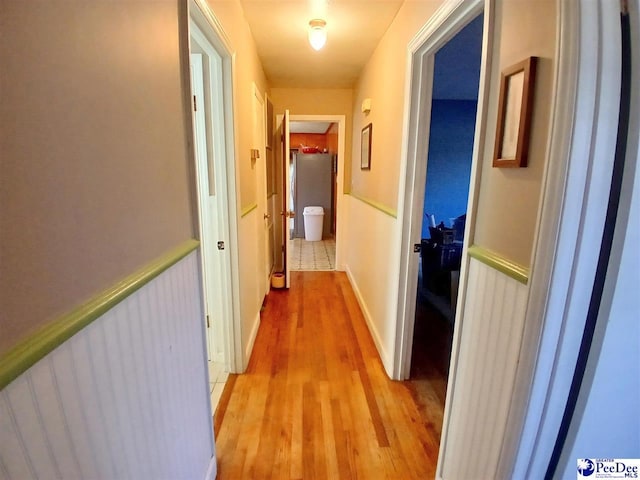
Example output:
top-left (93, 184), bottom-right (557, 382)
top-left (289, 120), bottom-right (338, 271)
top-left (273, 113), bottom-right (346, 286)
top-left (410, 14), bottom-right (483, 405)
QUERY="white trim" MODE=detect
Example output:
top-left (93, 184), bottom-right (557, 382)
top-left (284, 111), bottom-right (292, 287)
top-left (243, 312), bottom-right (261, 371)
top-left (408, 0), bottom-right (481, 52)
top-left (288, 114), bottom-right (347, 271)
top-left (204, 455), bottom-right (217, 480)
top-left (189, 0), bottom-right (243, 374)
top-left (191, 0), bottom-right (233, 54)
top-left (264, 92), bottom-right (277, 277)
top-left (506, 1), bottom-right (625, 476)
top-left (252, 82), bottom-right (270, 298)
top-left (393, 0), bottom-right (485, 380)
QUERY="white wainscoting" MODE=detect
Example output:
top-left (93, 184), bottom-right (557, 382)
top-left (439, 255), bottom-right (528, 480)
top-left (0, 251), bottom-right (216, 480)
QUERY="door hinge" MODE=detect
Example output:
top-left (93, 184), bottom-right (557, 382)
top-left (206, 315), bottom-right (210, 328)
top-left (413, 243), bottom-right (421, 253)
top-left (193, 95), bottom-right (197, 111)
top-left (217, 241), bottom-right (225, 250)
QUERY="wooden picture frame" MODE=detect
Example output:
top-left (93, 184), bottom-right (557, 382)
top-left (493, 57), bottom-right (537, 168)
top-left (361, 123), bottom-right (372, 170)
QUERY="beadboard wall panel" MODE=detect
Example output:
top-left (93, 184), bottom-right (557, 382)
top-left (439, 256), bottom-right (528, 479)
top-left (0, 251), bottom-right (216, 480)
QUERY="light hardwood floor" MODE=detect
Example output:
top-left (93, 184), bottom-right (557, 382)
top-left (214, 271), bottom-right (444, 479)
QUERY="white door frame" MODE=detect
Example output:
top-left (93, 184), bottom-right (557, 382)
top-left (395, 0), bottom-right (627, 476)
top-left (252, 83), bottom-right (271, 298)
top-left (188, 0), bottom-right (243, 374)
top-left (505, 1), bottom-right (628, 477)
top-left (264, 93), bottom-right (277, 281)
top-left (280, 111), bottom-right (292, 287)
top-left (393, 0), bottom-right (485, 381)
top-left (279, 114), bottom-right (347, 271)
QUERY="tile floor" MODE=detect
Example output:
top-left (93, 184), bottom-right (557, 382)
top-left (290, 237), bottom-right (336, 271)
top-left (208, 361), bottom-right (228, 413)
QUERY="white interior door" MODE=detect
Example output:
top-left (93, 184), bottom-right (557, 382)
top-left (190, 53), bottom-right (224, 362)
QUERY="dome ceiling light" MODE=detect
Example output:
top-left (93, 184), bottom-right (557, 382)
top-left (308, 19), bottom-right (327, 51)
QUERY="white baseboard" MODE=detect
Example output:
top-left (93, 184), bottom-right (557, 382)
top-left (345, 266), bottom-right (393, 377)
top-left (204, 454), bottom-right (217, 480)
top-left (244, 311), bottom-right (261, 370)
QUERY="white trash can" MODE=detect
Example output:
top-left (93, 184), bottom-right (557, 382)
top-left (303, 206), bottom-right (324, 241)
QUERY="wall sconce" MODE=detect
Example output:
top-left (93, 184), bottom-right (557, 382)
top-left (361, 98), bottom-right (372, 115)
top-left (308, 19), bottom-right (327, 51)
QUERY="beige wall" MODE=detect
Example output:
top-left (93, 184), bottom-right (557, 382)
top-left (350, 1), bottom-right (441, 211)
top-left (0, 1), bottom-right (195, 355)
top-left (473, 0), bottom-right (557, 266)
top-left (343, 1), bottom-right (443, 375)
top-left (270, 88), bottom-right (354, 192)
top-left (205, 0), bottom-right (269, 211)
top-left (345, 0), bottom-right (558, 376)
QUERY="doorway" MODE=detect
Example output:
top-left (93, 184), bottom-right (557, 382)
top-left (188, 2), bottom-right (242, 414)
top-left (274, 114), bottom-right (347, 286)
top-left (289, 120), bottom-right (338, 271)
top-left (410, 14), bottom-right (483, 406)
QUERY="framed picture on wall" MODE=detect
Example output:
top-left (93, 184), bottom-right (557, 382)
top-left (493, 57), bottom-right (537, 168)
top-left (361, 123), bottom-right (372, 170)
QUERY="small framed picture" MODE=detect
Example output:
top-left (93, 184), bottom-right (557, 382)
top-left (493, 57), bottom-right (537, 168)
top-left (361, 123), bottom-right (372, 170)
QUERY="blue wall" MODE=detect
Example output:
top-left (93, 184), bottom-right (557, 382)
top-left (421, 14), bottom-right (482, 239)
top-left (422, 99), bottom-right (477, 238)
top-left (432, 15), bottom-right (483, 101)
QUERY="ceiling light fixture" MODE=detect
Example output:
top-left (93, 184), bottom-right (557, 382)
top-left (308, 19), bottom-right (327, 51)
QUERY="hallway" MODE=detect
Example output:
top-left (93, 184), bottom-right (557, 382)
top-left (214, 271), bottom-right (443, 479)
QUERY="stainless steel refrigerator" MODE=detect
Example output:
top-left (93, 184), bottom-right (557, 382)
top-left (292, 152), bottom-right (334, 238)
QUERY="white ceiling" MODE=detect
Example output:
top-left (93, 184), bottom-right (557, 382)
top-left (238, 0), bottom-right (404, 88)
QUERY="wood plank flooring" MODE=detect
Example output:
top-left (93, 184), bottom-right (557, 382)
top-left (214, 271), bottom-right (445, 479)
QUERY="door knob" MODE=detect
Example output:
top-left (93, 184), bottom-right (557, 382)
top-left (264, 213), bottom-right (271, 219)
